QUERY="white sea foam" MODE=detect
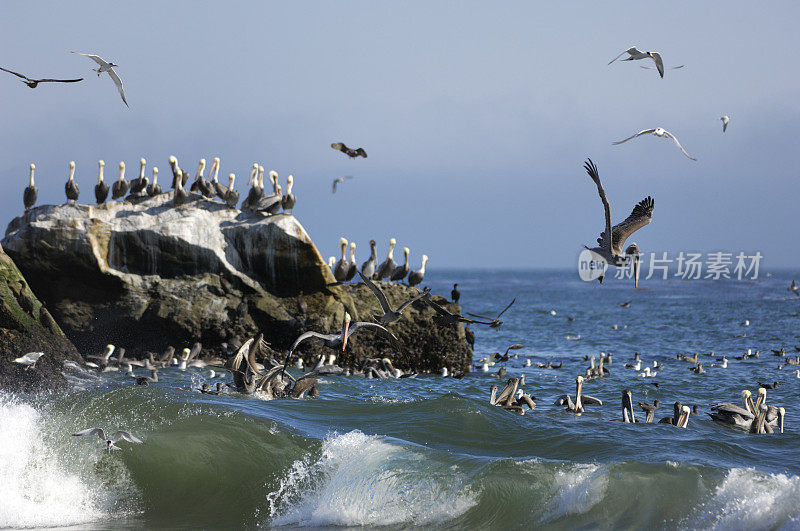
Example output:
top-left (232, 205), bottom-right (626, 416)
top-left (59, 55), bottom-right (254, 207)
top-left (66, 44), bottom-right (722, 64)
top-left (542, 463), bottom-right (608, 522)
top-left (266, 430), bottom-right (475, 527)
top-left (692, 467), bottom-right (800, 530)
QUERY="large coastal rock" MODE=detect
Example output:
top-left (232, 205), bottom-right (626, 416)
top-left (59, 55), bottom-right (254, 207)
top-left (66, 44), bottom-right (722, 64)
top-left (3, 194), bottom-right (471, 371)
top-left (0, 243), bottom-right (83, 392)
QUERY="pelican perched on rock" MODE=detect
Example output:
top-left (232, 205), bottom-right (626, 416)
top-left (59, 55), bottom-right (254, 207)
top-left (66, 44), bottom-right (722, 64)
top-left (374, 239), bottom-right (397, 280)
top-left (344, 242), bottom-right (358, 282)
top-left (93, 160), bottom-right (109, 203)
top-left (72, 427), bottom-right (143, 453)
top-left (191, 159), bottom-right (213, 198)
top-left (359, 271), bottom-right (430, 325)
top-left (224, 174), bottom-right (238, 208)
top-left (361, 240), bottom-right (377, 278)
top-left (407, 254), bottom-right (428, 287)
top-left (390, 247), bottom-right (410, 282)
top-left (129, 158), bottom-right (148, 197)
top-left (582, 159), bottom-right (654, 285)
top-left (242, 164), bottom-right (262, 210)
top-left (282, 174), bottom-right (296, 213)
top-left (333, 238), bottom-right (349, 282)
top-left (146, 167), bottom-right (161, 197)
top-left (208, 158), bottom-right (225, 200)
top-left (173, 168), bottom-right (188, 206)
top-left (613, 128), bottom-right (697, 161)
top-left (608, 46), bottom-right (665, 77)
top-left (111, 162), bottom-right (128, 200)
top-left (720, 116), bottom-right (730, 133)
top-left (23, 163), bottom-right (37, 210)
top-left (64, 161), bottom-right (79, 204)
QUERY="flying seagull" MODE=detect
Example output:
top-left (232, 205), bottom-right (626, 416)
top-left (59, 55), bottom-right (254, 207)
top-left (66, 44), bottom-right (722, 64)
top-left (331, 142), bottom-right (367, 158)
top-left (582, 158), bottom-right (654, 286)
top-left (71, 52), bottom-right (128, 107)
top-left (608, 46), bottom-right (665, 78)
top-left (720, 116), bottom-right (730, 133)
top-left (72, 427), bottom-right (144, 453)
top-left (0, 66), bottom-right (82, 88)
top-left (613, 127), bottom-right (697, 161)
top-left (13, 352), bottom-right (44, 369)
top-left (639, 64), bottom-right (684, 71)
top-left (332, 176), bottom-right (353, 193)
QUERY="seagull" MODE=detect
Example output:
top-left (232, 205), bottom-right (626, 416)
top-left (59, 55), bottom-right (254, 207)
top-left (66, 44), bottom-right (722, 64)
top-left (332, 176), bottom-right (353, 193)
top-left (331, 142), bottom-right (367, 158)
top-left (71, 52), bottom-right (128, 107)
top-left (13, 352), bottom-right (44, 369)
top-left (0, 66), bottom-right (83, 88)
top-left (608, 46), bottom-right (665, 78)
top-left (613, 128), bottom-right (696, 161)
top-left (788, 280), bottom-right (799, 296)
top-left (582, 159), bottom-right (654, 286)
top-left (720, 116), bottom-right (730, 133)
top-left (72, 427), bottom-right (144, 454)
top-left (639, 64), bottom-right (684, 72)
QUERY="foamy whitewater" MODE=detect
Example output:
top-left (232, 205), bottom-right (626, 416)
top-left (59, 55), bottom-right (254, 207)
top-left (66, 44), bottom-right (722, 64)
top-left (1, 270), bottom-right (799, 528)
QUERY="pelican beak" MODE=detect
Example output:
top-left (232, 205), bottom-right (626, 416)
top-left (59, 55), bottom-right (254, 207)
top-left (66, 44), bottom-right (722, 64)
top-left (342, 315), bottom-right (351, 351)
top-left (633, 254), bottom-right (640, 288)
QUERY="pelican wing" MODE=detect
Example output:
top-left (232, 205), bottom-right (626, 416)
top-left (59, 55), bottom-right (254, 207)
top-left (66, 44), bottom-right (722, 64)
top-left (331, 142), bottom-right (348, 152)
top-left (36, 77), bottom-right (84, 83)
top-left (71, 52), bottom-right (109, 67)
top-left (495, 297), bottom-right (516, 319)
top-left (230, 338), bottom-right (255, 372)
top-left (584, 159), bottom-right (613, 252)
top-left (711, 402), bottom-right (754, 419)
top-left (159, 346), bottom-right (175, 364)
top-left (358, 271), bottom-right (393, 314)
top-left (290, 376), bottom-right (318, 398)
top-left (640, 65), bottom-right (684, 70)
top-left (395, 287), bottom-right (431, 314)
top-left (288, 331), bottom-right (338, 354)
top-left (73, 427), bottom-right (105, 440)
top-left (0, 66), bottom-right (29, 80)
top-left (612, 129), bottom-right (656, 145)
top-left (110, 430), bottom-right (144, 444)
top-left (599, 197), bottom-right (654, 255)
top-left (650, 52), bottom-right (664, 78)
top-left (106, 68), bottom-right (128, 107)
top-left (608, 46), bottom-right (640, 65)
top-left (662, 130), bottom-right (696, 161)
top-left (347, 321), bottom-right (402, 350)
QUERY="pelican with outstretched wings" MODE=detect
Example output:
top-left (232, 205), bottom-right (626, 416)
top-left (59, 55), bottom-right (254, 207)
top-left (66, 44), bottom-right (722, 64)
top-left (0, 66), bottom-right (83, 88)
top-left (582, 159), bottom-right (654, 287)
top-left (613, 127), bottom-right (696, 161)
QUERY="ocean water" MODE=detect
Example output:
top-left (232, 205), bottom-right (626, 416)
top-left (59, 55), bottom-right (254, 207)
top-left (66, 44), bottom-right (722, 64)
top-left (2, 269), bottom-right (800, 529)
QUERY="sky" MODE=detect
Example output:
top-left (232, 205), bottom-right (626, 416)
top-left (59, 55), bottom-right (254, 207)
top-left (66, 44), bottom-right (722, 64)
top-left (1, 1), bottom-right (799, 270)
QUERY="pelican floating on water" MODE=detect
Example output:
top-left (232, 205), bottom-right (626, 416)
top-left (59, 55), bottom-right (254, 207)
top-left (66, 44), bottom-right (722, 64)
top-left (23, 163), bottom-right (37, 210)
top-left (555, 375), bottom-right (602, 413)
top-left (613, 128), bottom-right (697, 161)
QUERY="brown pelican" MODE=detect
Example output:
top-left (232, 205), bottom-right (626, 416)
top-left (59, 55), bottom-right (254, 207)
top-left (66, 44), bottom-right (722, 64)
top-left (173, 168), bottom-right (188, 206)
top-left (407, 254), bottom-right (428, 287)
top-left (467, 298), bottom-right (516, 328)
top-left (620, 389), bottom-right (637, 422)
top-left (71, 52), bottom-right (128, 106)
top-left (282, 313), bottom-right (401, 374)
top-left (282, 174), bottom-right (296, 213)
top-left (333, 238), bottom-right (349, 282)
top-left (129, 158), bottom-right (148, 196)
top-left (639, 400), bottom-right (660, 423)
top-left (331, 142), bottom-right (367, 158)
top-left (94, 160), bottom-right (109, 203)
top-left (208, 158), bottom-right (226, 199)
top-left (0, 65), bottom-right (83, 88)
top-left (361, 240), bottom-right (377, 278)
top-left (608, 46), bottom-right (665, 78)
top-left (224, 174), bottom-right (239, 208)
top-left (374, 238), bottom-right (397, 280)
top-left (423, 293), bottom-right (493, 326)
top-left (168, 156), bottom-right (186, 188)
top-left (582, 159), bottom-right (654, 285)
top-left (720, 116), bottom-right (730, 133)
top-left (359, 271), bottom-right (430, 325)
top-left (451, 284), bottom-right (460, 304)
top-left (613, 128), bottom-right (697, 161)
top-left (111, 162), bottom-right (129, 199)
top-left (390, 247), bottom-right (410, 282)
top-left (146, 167), bottom-right (162, 197)
top-left (659, 403), bottom-right (690, 427)
top-left (63, 161), bottom-right (79, 204)
top-left (23, 163), bottom-right (37, 210)
top-left (72, 428), bottom-right (143, 453)
top-left (344, 242), bottom-right (358, 282)
top-left (555, 375), bottom-right (602, 413)
top-left (332, 175), bottom-right (353, 193)
top-left (709, 391), bottom-right (756, 427)
top-left (242, 164), bottom-right (262, 210)
top-left (255, 170), bottom-right (282, 214)
top-left (190, 159), bottom-right (212, 198)
top-left (13, 352), bottom-right (44, 369)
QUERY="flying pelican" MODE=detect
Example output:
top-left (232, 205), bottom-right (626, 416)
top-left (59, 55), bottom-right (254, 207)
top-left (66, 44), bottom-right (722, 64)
top-left (582, 159), bottom-right (654, 285)
top-left (613, 128), bottom-right (696, 161)
top-left (608, 46), bottom-right (665, 77)
top-left (390, 247), bottom-right (410, 281)
top-left (720, 116), bottom-right (730, 133)
top-left (64, 161), bottom-right (79, 204)
top-left (361, 239), bottom-right (377, 278)
top-left (282, 175), bottom-right (296, 213)
top-left (374, 238), bottom-right (397, 280)
top-left (0, 65), bottom-right (83, 88)
top-left (13, 352), bottom-right (44, 369)
top-left (93, 160), bottom-right (108, 203)
top-left (282, 313), bottom-right (401, 374)
top-left (359, 271), bottom-right (430, 325)
top-left (72, 428), bottom-right (144, 453)
top-left (111, 162), bottom-right (129, 199)
top-left (333, 238), bottom-right (349, 282)
top-left (146, 167), bottom-right (162, 197)
top-left (422, 293), bottom-right (493, 326)
top-left (224, 174), bottom-right (239, 208)
top-left (71, 52), bottom-right (128, 106)
top-left (407, 254), bottom-right (428, 287)
top-left (466, 298), bottom-right (516, 328)
top-left (344, 242), bottom-right (358, 282)
top-left (331, 142), bottom-right (367, 158)
top-left (332, 175), bottom-right (353, 193)
top-left (23, 163), bottom-right (37, 210)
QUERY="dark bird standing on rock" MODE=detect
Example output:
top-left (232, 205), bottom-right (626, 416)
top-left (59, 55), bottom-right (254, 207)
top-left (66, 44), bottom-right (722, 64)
top-left (95, 160), bottom-right (109, 203)
top-left (282, 174), bottom-right (296, 213)
top-left (333, 238), bottom-right (349, 282)
top-left (112, 162), bottom-right (129, 200)
top-left (0, 65), bottom-right (83, 88)
top-left (407, 254), bottom-right (428, 287)
top-left (464, 323), bottom-right (475, 349)
top-left (23, 163), bottom-right (37, 210)
top-left (344, 242), bottom-right (358, 282)
top-left (331, 142), bottom-right (367, 158)
top-left (64, 161), bottom-right (79, 204)
top-left (390, 247), bottom-right (410, 282)
top-left (146, 167), bottom-right (162, 197)
top-left (224, 173), bottom-right (239, 208)
top-left (451, 283), bottom-right (460, 304)
top-left (361, 240), bottom-right (377, 278)
top-left (374, 238), bottom-right (397, 280)
top-left (173, 169), bottom-right (188, 206)
top-left (128, 158), bottom-right (148, 197)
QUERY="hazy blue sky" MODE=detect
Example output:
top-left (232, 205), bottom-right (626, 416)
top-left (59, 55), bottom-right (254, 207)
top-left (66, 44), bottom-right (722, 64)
top-left (1, 1), bottom-right (798, 269)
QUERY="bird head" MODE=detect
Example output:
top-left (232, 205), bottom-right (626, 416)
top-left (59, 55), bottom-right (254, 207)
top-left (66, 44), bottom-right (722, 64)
top-left (342, 312), bottom-right (352, 351)
top-left (228, 173), bottom-right (235, 186)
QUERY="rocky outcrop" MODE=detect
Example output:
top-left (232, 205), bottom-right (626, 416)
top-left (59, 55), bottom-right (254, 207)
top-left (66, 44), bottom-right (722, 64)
top-left (3, 194), bottom-right (471, 371)
top-left (0, 243), bottom-right (83, 392)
